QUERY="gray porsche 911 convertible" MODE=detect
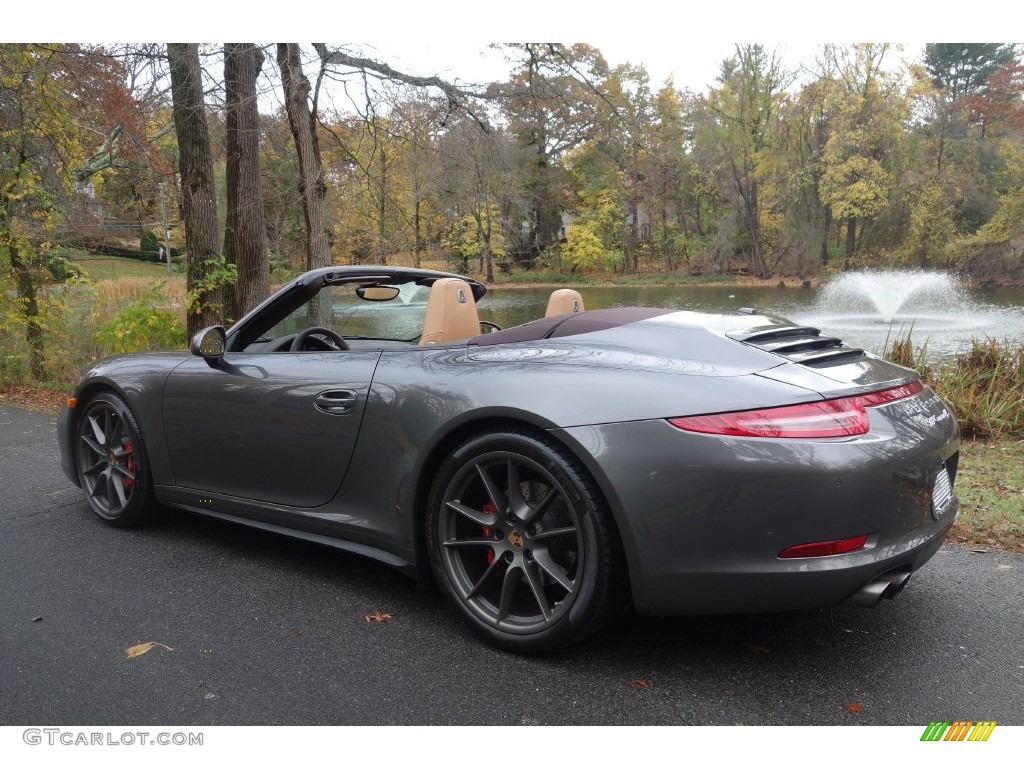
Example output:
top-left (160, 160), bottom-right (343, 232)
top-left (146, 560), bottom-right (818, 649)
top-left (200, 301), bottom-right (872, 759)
top-left (58, 266), bottom-right (959, 652)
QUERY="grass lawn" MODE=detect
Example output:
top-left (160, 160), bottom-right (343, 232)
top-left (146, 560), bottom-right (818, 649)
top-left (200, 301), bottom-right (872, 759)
top-left (952, 439), bottom-right (1024, 552)
top-left (75, 256), bottom-right (180, 282)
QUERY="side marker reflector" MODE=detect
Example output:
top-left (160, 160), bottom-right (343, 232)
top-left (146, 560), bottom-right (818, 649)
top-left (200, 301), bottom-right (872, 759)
top-left (779, 534), bottom-right (869, 559)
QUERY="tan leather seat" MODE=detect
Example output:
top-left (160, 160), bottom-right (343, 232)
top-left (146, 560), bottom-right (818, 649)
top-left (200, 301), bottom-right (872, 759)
top-left (419, 278), bottom-right (481, 345)
top-left (544, 288), bottom-right (585, 317)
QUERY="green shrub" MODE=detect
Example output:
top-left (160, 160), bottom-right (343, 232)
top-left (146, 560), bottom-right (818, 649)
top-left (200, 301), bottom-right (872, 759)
top-left (0, 352), bottom-right (28, 385)
top-left (95, 306), bottom-right (185, 355)
top-left (140, 229), bottom-right (161, 254)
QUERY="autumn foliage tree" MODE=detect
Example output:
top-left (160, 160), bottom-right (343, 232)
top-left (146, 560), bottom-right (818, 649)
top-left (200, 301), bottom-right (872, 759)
top-left (816, 44), bottom-right (907, 263)
top-left (0, 44), bottom-right (132, 378)
top-left (699, 45), bottom-right (789, 277)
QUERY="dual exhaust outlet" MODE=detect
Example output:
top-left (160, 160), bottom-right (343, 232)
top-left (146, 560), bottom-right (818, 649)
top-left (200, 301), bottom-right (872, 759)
top-left (848, 568), bottom-right (911, 608)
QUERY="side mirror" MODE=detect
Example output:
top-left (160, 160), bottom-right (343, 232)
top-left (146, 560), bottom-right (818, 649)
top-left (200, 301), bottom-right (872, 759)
top-left (190, 326), bottom-right (227, 365)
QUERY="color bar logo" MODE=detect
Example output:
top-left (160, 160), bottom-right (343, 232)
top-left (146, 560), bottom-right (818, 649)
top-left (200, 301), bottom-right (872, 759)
top-left (921, 721), bottom-right (997, 741)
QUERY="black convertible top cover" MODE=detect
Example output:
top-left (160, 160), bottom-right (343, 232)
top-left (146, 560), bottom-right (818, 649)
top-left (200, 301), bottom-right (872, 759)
top-left (466, 307), bottom-right (673, 347)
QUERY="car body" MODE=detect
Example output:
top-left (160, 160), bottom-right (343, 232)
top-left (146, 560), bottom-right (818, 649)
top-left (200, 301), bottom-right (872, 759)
top-left (58, 266), bottom-right (960, 652)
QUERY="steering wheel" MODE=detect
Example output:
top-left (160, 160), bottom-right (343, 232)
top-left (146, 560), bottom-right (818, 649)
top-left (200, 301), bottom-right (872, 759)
top-left (479, 320), bottom-right (502, 333)
top-left (289, 326), bottom-right (350, 352)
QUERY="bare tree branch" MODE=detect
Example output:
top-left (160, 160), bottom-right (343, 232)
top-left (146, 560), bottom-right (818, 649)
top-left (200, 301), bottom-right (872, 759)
top-left (311, 44), bottom-right (491, 131)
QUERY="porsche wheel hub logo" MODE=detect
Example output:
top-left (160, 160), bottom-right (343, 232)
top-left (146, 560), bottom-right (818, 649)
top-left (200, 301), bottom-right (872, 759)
top-left (508, 530), bottom-right (525, 549)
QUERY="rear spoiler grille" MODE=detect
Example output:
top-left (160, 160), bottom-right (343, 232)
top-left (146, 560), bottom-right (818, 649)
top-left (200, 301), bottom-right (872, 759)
top-left (728, 325), bottom-right (865, 367)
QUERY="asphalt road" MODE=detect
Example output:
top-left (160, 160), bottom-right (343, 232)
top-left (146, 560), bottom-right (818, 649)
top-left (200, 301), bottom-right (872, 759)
top-left (1, 404), bottom-right (1022, 726)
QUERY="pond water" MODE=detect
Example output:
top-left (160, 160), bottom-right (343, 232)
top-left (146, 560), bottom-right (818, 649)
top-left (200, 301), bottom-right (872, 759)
top-left (479, 274), bottom-right (1024, 361)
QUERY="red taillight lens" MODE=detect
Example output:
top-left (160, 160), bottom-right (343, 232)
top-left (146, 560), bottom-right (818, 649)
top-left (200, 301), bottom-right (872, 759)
top-left (778, 534), bottom-right (869, 559)
top-left (668, 380), bottom-right (923, 439)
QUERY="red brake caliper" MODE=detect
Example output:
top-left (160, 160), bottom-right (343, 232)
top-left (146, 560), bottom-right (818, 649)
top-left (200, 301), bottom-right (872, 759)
top-left (482, 501), bottom-right (496, 564)
top-left (123, 441), bottom-right (135, 487)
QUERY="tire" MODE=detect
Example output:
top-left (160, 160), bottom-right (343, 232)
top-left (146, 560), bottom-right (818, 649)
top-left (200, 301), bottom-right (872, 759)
top-left (74, 392), bottom-right (158, 527)
top-left (426, 429), bottom-right (627, 653)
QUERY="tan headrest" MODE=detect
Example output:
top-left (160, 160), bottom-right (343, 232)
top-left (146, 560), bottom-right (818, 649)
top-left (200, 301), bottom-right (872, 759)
top-left (419, 278), bottom-right (481, 345)
top-left (545, 288), bottom-right (585, 317)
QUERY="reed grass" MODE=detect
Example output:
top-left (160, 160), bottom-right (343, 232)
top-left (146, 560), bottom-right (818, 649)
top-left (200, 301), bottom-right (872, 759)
top-left (884, 334), bottom-right (1024, 440)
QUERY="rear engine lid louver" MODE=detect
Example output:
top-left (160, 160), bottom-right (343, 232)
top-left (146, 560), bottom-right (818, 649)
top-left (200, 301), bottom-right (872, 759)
top-left (727, 324), bottom-right (865, 367)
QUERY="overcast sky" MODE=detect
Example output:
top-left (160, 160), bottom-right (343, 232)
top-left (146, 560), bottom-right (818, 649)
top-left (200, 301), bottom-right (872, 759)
top-left (12, 0), bottom-right (1002, 95)
top-left (361, 40), bottom-right (869, 94)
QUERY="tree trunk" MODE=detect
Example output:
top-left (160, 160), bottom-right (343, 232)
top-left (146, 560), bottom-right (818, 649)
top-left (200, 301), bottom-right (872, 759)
top-left (845, 215), bottom-right (857, 266)
top-left (6, 241), bottom-right (44, 378)
top-left (625, 195), bottom-right (639, 274)
top-left (936, 112), bottom-right (946, 174)
top-left (376, 147), bottom-right (388, 265)
top-left (277, 43), bottom-right (332, 272)
top-left (225, 43), bottom-right (270, 320)
top-left (413, 188), bottom-right (422, 269)
top-left (743, 190), bottom-right (768, 278)
top-left (525, 139), bottom-right (560, 263)
top-left (820, 209), bottom-right (832, 265)
top-left (221, 183), bottom-right (236, 322)
top-left (168, 43), bottom-right (222, 338)
top-left (731, 159), bottom-right (768, 278)
top-left (481, 206), bottom-right (494, 283)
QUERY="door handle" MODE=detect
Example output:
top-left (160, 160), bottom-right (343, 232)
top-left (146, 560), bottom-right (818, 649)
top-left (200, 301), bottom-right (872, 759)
top-left (313, 390), bottom-right (357, 415)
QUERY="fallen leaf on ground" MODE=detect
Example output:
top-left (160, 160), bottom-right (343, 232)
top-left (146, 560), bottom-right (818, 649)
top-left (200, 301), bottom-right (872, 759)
top-left (125, 641), bottom-right (174, 659)
top-left (364, 611), bottom-right (394, 623)
top-left (627, 679), bottom-right (650, 689)
top-left (846, 702), bottom-right (864, 713)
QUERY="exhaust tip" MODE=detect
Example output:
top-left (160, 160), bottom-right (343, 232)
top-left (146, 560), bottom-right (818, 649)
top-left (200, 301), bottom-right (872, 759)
top-left (848, 569), bottom-right (911, 608)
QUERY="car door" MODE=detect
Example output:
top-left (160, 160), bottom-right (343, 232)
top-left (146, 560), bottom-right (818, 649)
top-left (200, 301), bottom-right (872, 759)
top-left (161, 349), bottom-right (381, 507)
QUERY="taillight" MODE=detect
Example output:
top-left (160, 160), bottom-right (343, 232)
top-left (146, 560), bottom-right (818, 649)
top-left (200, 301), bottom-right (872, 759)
top-left (667, 380), bottom-right (924, 439)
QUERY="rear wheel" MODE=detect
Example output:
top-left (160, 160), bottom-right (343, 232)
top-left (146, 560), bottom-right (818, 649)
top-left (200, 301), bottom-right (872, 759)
top-left (426, 430), bottom-right (626, 653)
top-left (75, 392), bottom-right (157, 527)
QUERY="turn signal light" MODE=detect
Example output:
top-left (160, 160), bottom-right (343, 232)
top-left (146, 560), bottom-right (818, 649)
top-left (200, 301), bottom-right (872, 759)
top-left (668, 381), bottom-right (924, 439)
top-left (778, 534), bottom-right (869, 559)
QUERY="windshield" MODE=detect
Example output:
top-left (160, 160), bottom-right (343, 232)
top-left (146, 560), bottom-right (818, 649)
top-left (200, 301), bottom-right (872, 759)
top-left (244, 281), bottom-right (432, 350)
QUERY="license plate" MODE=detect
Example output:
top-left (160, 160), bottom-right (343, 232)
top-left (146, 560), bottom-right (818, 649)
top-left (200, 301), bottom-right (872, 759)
top-left (931, 466), bottom-right (954, 520)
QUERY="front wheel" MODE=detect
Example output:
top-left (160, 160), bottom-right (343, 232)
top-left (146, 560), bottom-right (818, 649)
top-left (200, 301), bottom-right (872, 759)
top-left (75, 392), bottom-right (157, 527)
top-left (426, 430), bottom-right (627, 653)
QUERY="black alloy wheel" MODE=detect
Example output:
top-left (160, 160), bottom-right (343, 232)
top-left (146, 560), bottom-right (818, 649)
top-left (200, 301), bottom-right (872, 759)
top-left (75, 392), bottom-right (156, 527)
top-left (427, 430), bottom-right (626, 653)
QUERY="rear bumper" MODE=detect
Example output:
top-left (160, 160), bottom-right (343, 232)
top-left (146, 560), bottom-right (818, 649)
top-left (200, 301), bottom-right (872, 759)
top-left (556, 390), bottom-right (960, 616)
top-left (624, 507), bottom-right (954, 615)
